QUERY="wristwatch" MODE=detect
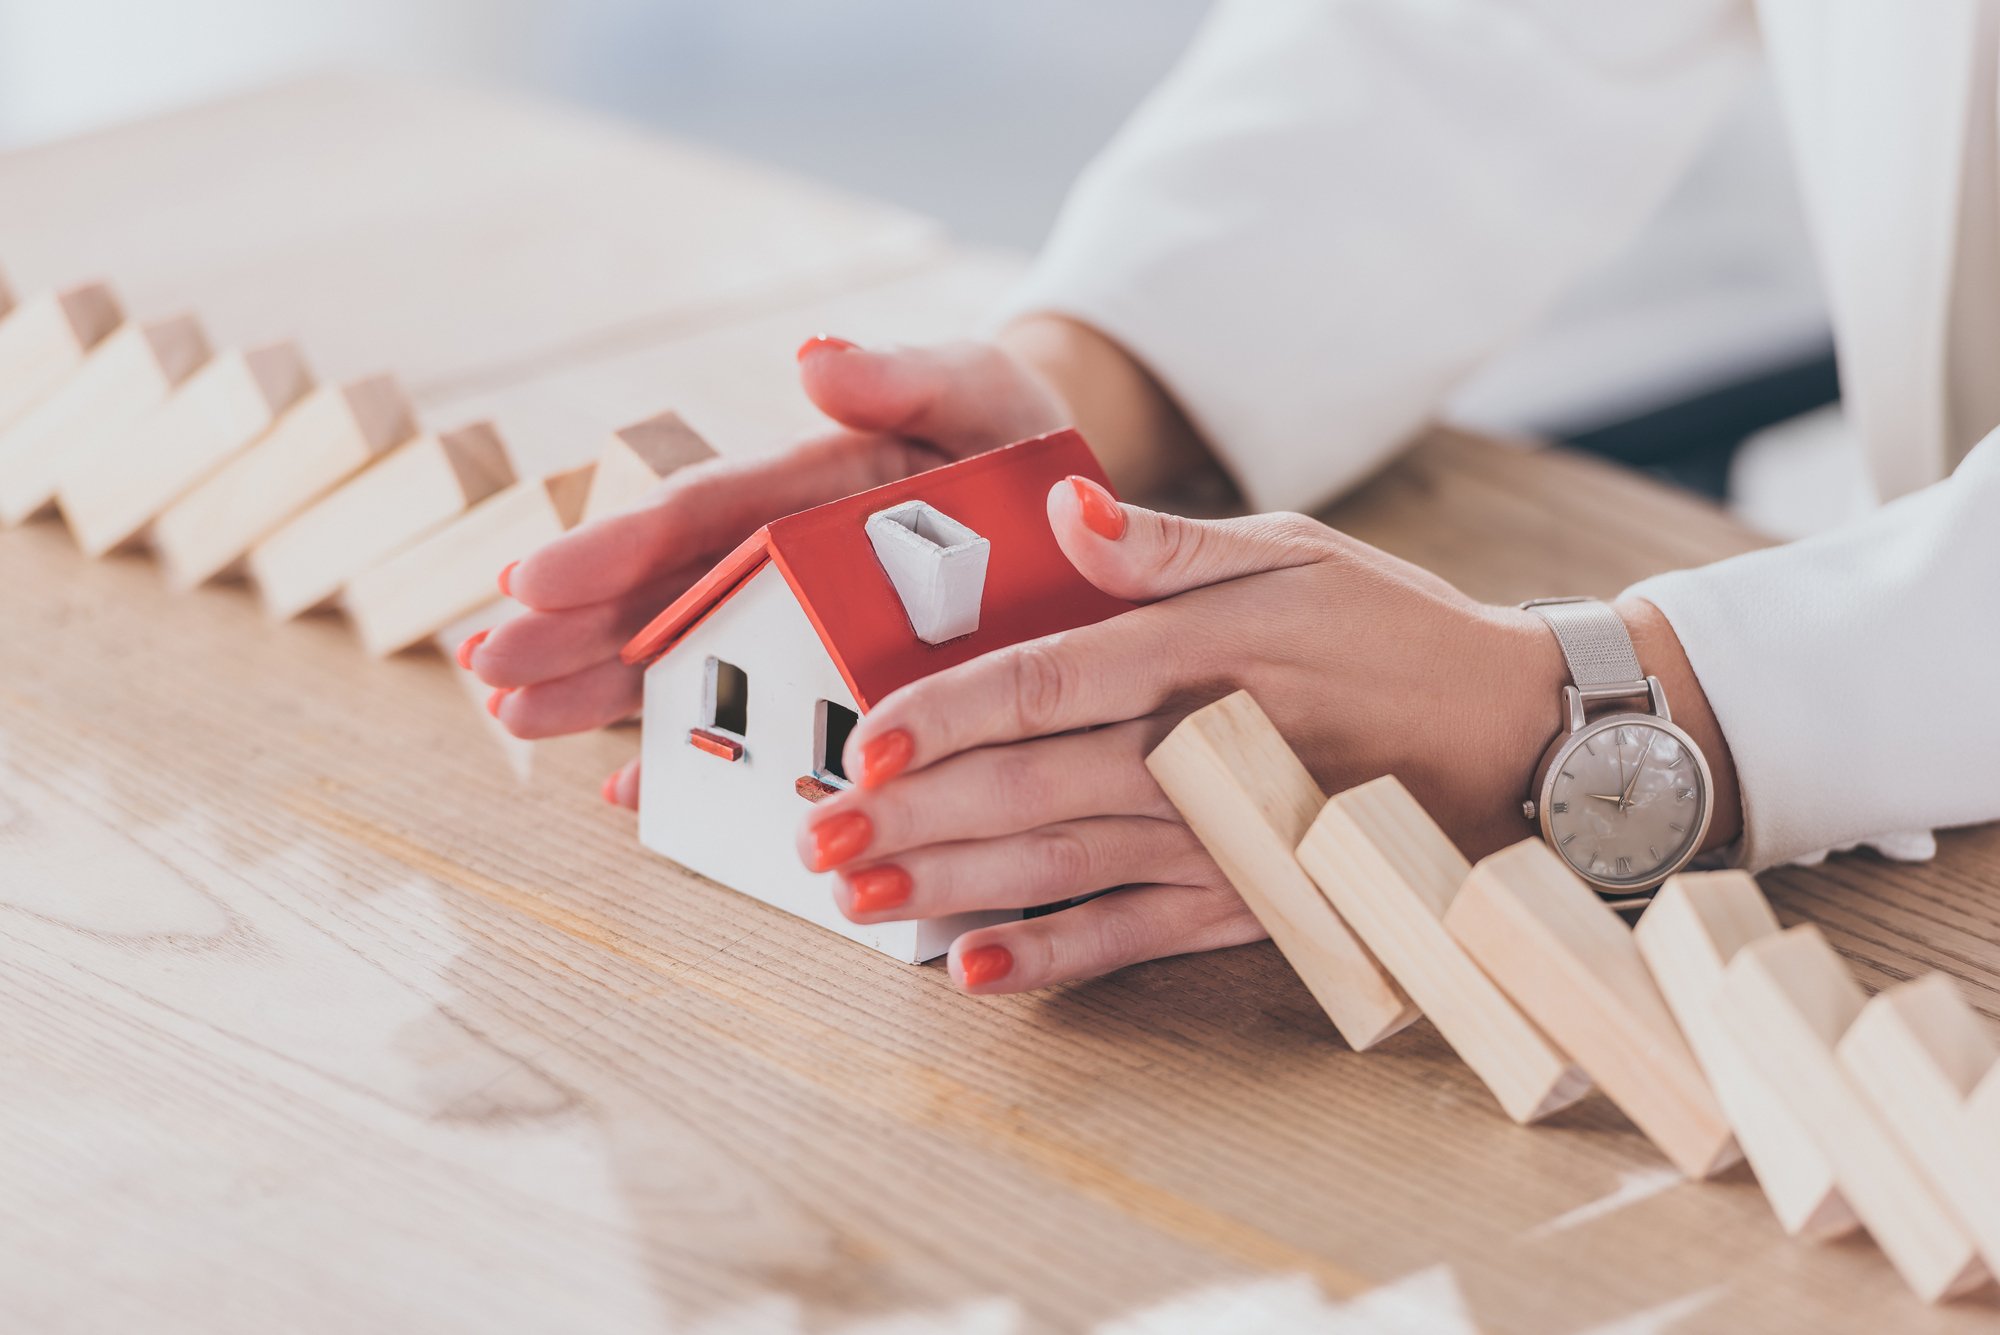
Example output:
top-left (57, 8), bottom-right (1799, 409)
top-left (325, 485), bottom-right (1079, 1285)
top-left (1519, 597), bottom-right (1714, 904)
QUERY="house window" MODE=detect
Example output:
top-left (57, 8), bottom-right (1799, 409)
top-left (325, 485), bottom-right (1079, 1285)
top-left (706, 658), bottom-right (748, 736)
top-left (816, 700), bottom-right (860, 785)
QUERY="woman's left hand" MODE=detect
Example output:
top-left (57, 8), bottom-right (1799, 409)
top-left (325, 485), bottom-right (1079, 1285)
top-left (796, 477), bottom-right (1581, 994)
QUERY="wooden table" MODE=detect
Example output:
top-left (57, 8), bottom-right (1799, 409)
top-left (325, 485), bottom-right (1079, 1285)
top-left (2, 77), bottom-right (1996, 1335)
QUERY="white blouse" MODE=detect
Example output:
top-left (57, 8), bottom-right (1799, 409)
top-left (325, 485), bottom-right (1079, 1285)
top-left (1003, 0), bottom-right (2000, 870)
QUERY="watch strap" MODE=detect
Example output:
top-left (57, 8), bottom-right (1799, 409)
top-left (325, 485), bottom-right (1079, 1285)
top-left (1521, 597), bottom-right (1645, 695)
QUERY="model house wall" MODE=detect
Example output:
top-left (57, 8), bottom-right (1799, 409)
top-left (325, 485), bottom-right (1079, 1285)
top-left (638, 562), bottom-right (1013, 962)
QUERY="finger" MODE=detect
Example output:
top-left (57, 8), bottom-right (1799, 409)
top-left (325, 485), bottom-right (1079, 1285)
top-left (797, 337), bottom-right (1068, 454)
top-left (492, 657), bottom-right (643, 739)
top-left (798, 720), bottom-right (1173, 870)
top-left (946, 882), bottom-right (1267, 995)
top-left (600, 756), bottom-right (641, 811)
top-left (470, 567), bottom-right (700, 688)
top-left (508, 430), bottom-right (939, 611)
top-left (832, 817), bottom-right (1210, 924)
top-left (842, 606), bottom-right (1198, 778)
top-left (1048, 476), bottom-right (1328, 602)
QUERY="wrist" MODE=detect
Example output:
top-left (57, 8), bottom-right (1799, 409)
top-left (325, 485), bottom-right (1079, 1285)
top-left (997, 313), bottom-right (1216, 495)
top-left (1614, 596), bottom-right (1743, 853)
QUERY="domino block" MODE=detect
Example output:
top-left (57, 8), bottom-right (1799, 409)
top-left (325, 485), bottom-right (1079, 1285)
top-left (152, 374), bottom-right (416, 589)
top-left (1145, 692), bottom-right (1417, 1051)
top-left (248, 420), bottom-right (515, 621)
top-left (344, 464), bottom-right (597, 657)
top-left (56, 342), bottom-right (314, 557)
top-left (0, 315), bottom-right (210, 524)
top-left (582, 409), bottom-right (715, 519)
top-left (1720, 927), bottom-right (1986, 1302)
top-left (0, 282), bottom-right (124, 430)
top-left (1296, 776), bottom-right (1588, 1121)
top-left (1633, 874), bottom-right (1856, 1239)
top-left (1837, 974), bottom-right (2000, 1274)
top-left (1445, 840), bottom-right (1738, 1178)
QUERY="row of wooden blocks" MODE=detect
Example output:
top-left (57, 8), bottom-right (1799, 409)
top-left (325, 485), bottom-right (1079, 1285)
top-left (1149, 691), bottom-right (2000, 1304)
top-left (0, 270), bottom-right (713, 683)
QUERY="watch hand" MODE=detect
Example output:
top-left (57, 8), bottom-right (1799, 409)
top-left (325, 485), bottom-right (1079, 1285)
top-left (1619, 734), bottom-right (1655, 811)
top-left (1586, 793), bottom-right (1625, 804)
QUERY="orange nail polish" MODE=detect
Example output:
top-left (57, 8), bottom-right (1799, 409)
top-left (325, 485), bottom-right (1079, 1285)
top-left (600, 771), bottom-right (620, 805)
top-left (796, 334), bottom-right (858, 362)
top-left (485, 688), bottom-right (511, 719)
top-left (1067, 475), bottom-right (1126, 540)
top-left (846, 864), bottom-right (912, 914)
top-left (497, 560), bottom-right (519, 597)
top-left (959, 944), bottom-right (1014, 987)
top-left (808, 810), bottom-right (872, 871)
top-left (456, 628), bottom-right (489, 670)
top-left (859, 729), bottom-right (914, 789)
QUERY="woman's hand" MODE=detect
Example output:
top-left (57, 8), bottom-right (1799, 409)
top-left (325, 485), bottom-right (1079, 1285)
top-left (799, 479), bottom-right (1737, 995)
top-left (466, 337), bottom-right (1070, 758)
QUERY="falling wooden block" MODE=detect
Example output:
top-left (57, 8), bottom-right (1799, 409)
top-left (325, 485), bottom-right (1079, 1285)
top-left (344, 464), bottom-right (596, 657)
top-left (247, 420), bottom-right (515, 621)
top-left (1837, 974), bottom-right (2000, 1274)
top-left (1445, 839), bottom-right (1737, 1178)
top-left (0, 315), bottom-right (210, 525)
top-left (152, 374), bottom-right (417, 589)
top-left (1633, 873), bottom-right (1856, 1239)
top-left (56, 341), bottom-right (314, 557)
top-left (1146, 692), bottom-right (1417, 1050)
top-left (0, 282), bottom-right (124, 431)
top-left (1720, 927), bottom-right (1986, 1302)
top-left (583, 409), bottom-right (715, 519)
top-left (1295, 776), bottom-right (1587, 1121)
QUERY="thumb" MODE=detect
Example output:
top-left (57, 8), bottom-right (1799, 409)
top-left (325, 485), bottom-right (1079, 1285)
top-left (1047, 475), bottom-right (1325, 602)
top-left (795, 336), bottom-right (1067, 455)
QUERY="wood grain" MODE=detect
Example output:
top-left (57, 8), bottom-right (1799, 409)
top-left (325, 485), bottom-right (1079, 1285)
top-left (3, 75), bottom-right (1999, 1335)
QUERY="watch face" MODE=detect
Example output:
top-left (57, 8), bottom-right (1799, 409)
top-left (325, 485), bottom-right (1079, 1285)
top-left (1543, 716), bottom-right (1709, 890)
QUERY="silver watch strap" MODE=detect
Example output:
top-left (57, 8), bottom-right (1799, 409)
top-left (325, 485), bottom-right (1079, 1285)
top-left (1521, 597), bottom-right (1645, 695)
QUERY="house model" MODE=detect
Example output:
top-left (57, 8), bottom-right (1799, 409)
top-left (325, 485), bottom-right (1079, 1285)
top-left (620, 428), bottom-right (1133, 961)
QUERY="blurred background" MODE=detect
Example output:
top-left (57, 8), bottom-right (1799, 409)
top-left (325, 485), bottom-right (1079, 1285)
top-left (0, 0), bottom-right (1860, 535)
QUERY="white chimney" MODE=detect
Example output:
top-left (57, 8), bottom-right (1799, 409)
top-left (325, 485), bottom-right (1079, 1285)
top-left (866, 500), bottom-right (989, 644)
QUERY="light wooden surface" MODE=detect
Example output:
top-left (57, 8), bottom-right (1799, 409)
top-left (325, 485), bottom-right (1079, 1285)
top-left (5, 76), bottom-right (2000, 1334)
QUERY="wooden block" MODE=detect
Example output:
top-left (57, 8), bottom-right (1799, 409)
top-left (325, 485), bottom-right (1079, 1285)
top-left (0, 282), bottom-right (124, 430)
top-left (0, 315), bottom-right (210, 525)
top-left (56, 341), bottom-right (314, 557)
top-left (1720, 927), bottom-right (1986, 1302)
top-left (1444, 839), bottom-right (1738, 1178)
top-left (1837, 974), bottom-right (2000, 1273)
top-left (152, 374), bottom-right (416, 589)
top-left (344, 465), bottom-right (596, 657)
top-left (1633, 874), bottom-right (1856, 1239)
top-left (1296, 776), bottom-right (1588, 1121)
top-left (1145, 692), bottom-right (1417, 1050)
top-left (583, 409), bottom-right (715, 520)
top-left (248, 420), bottom-right (515, 621)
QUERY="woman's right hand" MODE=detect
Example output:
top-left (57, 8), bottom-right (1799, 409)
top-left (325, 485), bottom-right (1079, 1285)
top-left (463, 337), bottom-right (1072, 769)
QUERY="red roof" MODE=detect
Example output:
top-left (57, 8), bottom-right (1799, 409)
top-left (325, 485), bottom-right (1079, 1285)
top-left (620, 429), bottom-right (1135, 710)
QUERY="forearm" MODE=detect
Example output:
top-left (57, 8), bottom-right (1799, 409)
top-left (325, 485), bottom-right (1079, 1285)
top-left (998, 314), bottom-right (1218, 497)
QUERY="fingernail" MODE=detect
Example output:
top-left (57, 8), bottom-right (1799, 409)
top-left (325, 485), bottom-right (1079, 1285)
top-left (796, 334), bottom-right (859, 362)
top-left (486, 687), bottom-right (511, 719)
top-left (1067, 475), bottom-right (1126, 540)
top-left (600, 770), bottom-right (621, 805)
top-left (959, 944), bottom-right (1014, 988)
top-left (859, 729), bottom-right (914, 789)
top-left (456, 628), bottom-right (490, 671)
top-left (497, 561), bottom-right (519, 597)
top-left (845, 864), bottom-right (912, 914)
top-left (808, 810), bottom-right (872, 871)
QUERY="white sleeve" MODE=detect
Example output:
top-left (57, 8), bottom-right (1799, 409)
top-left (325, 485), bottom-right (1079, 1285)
top-left (1627, 432), bottom-right (2000, 870)
top-left (1001, 0), bottom-right (1757, 510)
